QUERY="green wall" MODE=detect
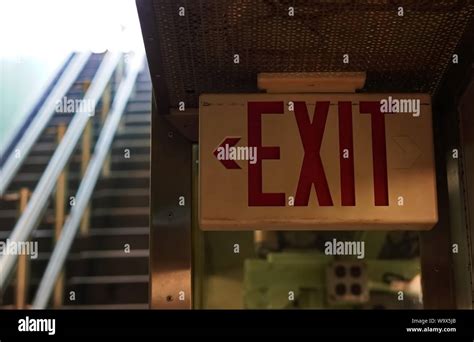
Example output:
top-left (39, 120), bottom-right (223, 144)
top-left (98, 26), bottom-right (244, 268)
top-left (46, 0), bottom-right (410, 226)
top-left (0, 53), bottom-right (70, 155)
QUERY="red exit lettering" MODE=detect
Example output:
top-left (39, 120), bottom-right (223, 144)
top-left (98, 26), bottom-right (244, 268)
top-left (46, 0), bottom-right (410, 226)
top-left (247, 101), bottom-right (390, 207)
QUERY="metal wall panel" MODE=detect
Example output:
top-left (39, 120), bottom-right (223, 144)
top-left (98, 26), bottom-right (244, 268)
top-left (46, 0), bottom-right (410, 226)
top-left (149, 101), bottom-right (193, 308)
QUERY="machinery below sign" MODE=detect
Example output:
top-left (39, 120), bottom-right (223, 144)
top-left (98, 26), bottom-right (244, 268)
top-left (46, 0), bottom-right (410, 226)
top-left (199, 94), bottom-right (437, 230)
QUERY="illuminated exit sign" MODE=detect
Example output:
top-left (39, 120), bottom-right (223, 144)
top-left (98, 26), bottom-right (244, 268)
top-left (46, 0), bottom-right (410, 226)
top-left (199, 94), bottom-right (437, 231)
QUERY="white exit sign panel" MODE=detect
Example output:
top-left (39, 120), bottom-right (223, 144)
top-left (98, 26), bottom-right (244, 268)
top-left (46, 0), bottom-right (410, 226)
top-left (199, 93), bottom-right (437, 231)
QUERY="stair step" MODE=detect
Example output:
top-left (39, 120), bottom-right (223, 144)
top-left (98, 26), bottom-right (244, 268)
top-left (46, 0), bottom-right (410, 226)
top-left (65, 281), bottom-right (148, 305)
top-left (0, 235), bottom-right (148, 255)
top-left (87, 226), bottom-right (149, 236)
top-left (137, 72), bottom-right (151, 82)
top-left (12, 169), bottom-right (149, 184)
top-left (1, 281), bottom-right (148, 306)
top-left (7, 174), bottom-right (149, 194)
top-left (132, 92), bottom-right (152, 102)
top-left (19, 161), bottom-right (149, 173)
top-left (29, 138), bottom-right (149, 156)
top-left (127, 102), bottom-right (151, 113)
top-left (68, 275), bottom-right (148, 285)
top-left (123, 114), bottom-right (150, 125)
top-left (0, 205), bottom-right (149, 232)
top-left (117, 125), bottom-right (151, 135)
top-left (112, 138), bottom-right (151, 148)
top-left (90, 208), bottom-right (149, 227)
top-left (73, 235), bottom-right (149, 252)
top-left (0, 226), bottom-right (148, 239)
top-left (0, 250), bottom-right (149, 291)
top-left (92, 188), bottom-right (149, 207)
top-left (92, 207), bottom-right (148, 216)
top-left (0, 209), bottom-right (18, 219)
top-left (93, 187), bottom-right (149, 198)
top-left (0, 199), bottom-right (19, 211)
top-left (39, 125), bottom-right (151, 143)
top-left (21, 153), bottom-right (149, 167)
top-left (134, 82), bottom-right (152, 92)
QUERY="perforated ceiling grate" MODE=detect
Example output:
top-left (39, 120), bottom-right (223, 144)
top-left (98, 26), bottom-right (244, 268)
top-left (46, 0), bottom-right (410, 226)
top-left (144, 0), bottom-right (474, 108)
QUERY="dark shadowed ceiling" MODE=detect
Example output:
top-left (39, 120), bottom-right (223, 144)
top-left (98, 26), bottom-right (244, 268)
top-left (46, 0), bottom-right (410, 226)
top-left (137, 0), bottom-right (474, 111)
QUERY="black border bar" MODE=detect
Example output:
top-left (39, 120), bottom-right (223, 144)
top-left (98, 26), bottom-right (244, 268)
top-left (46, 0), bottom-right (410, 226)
top-left (0, 310), bottom-right (473, 338)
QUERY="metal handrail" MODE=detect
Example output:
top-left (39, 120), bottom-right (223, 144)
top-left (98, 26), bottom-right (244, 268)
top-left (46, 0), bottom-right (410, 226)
top-left (32, 52), bottom-right (144, 309)
top-left (0, 51), bottom-right (122, 289)
top-left (0, 51), bottom-right (92, 196)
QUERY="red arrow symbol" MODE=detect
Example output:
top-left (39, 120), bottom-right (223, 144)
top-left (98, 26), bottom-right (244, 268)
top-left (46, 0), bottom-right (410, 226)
top-left (214, 137), bottom-right (242, 169)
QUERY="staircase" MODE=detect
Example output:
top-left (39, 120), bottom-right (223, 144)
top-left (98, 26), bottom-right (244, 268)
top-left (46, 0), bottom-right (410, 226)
top-left (0, 53), bottom-right (151, 309)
